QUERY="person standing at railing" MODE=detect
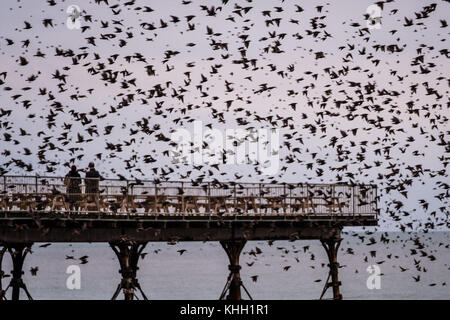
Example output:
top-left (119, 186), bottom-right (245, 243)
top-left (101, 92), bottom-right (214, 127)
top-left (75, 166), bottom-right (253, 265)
top-left (64, 165), bottom-right (82, 210)
top-left (84, 162), bottom-right (102, 210)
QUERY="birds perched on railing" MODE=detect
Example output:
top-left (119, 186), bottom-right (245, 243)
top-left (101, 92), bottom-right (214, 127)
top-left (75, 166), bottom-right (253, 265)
top-left (51, 186), bottom-right (61, 195)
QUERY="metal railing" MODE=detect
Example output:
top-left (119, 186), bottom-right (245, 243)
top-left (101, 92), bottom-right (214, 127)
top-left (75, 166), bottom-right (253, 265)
top-left (0, 175), bottom-right (378, 217)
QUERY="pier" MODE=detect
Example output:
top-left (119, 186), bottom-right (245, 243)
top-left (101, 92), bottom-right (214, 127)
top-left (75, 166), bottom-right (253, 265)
top-left (0, 175), bottom-right (378, 300)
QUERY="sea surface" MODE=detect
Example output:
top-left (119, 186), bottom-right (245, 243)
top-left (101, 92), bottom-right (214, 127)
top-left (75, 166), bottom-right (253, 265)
top-left (1, 231), bottom-right (449, 300)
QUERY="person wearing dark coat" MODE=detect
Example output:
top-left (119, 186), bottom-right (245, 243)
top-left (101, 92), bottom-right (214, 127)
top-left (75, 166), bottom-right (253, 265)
top-left (65, 165), bottom-right (82, 210)
top-left (84, 162), bottom-right (102, 210)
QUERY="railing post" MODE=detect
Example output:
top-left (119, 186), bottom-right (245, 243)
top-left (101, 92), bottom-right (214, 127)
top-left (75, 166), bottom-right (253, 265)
top-left (154, 182), bottom-right (158, 214)
top-left (374, 185), bottom-right (378, 219)
top-left (181, 182), bottom-right (184, 214)
top-left (207, 182), bottom-right (211, 215)
top-left (306, 184), bottom-right (309, 214)
top-left (331, 185), bottom-right (335, 216)
top-left (126, 180), bottom-right (129, 214)
top-left (259, 183), bottom-right (262, 215)
top-left (283, 183), bottom-right (286, 214)
top-left (289, 186), bottom-right (292, 214)
top-left (35, 176), bottom-right (38, 195)
top-left (233, 184), bottom-right (237, 214)
top-left (352, 185), bottom-right (356, 217)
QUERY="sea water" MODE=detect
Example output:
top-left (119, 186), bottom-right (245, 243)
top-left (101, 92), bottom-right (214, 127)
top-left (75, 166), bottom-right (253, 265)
top-left (1, 231), bottom-right (449, 300)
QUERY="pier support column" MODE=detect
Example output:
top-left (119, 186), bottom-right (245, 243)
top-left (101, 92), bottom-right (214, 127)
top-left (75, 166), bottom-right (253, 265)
top-left (0, 245), bottom-right (6, 300)
top-left (2, 243), bottom-right (34, 300)
top-left (320, 236), bottom-right (343, 300)
top-left (219, 240), bottom-right (252, 300)
top-left (109, 241), bottom-right (148, 300)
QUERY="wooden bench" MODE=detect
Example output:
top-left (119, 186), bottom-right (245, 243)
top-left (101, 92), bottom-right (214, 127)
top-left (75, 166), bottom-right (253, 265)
top-left (235, 196), bottom-right (258, 214)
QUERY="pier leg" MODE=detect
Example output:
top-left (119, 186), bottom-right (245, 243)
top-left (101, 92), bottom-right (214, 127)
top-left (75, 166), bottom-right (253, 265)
top-left (4, 243), bottom-right (34, 300)
top-left (0, 245), bottom-right (6, 300)
top-left (219, 240), bottom-right (252, 301)
top-left (109, 241), bottom-right (148, 300)
top-left (320, 236), bottom-right (343, 300)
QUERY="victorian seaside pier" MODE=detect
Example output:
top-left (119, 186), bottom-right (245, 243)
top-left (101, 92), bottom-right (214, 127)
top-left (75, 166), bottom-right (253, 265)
top-left (0, 175), bottom-right (378, 300)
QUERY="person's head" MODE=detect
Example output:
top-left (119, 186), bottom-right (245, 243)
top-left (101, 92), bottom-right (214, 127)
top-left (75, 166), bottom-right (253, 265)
top-left (88, 162), bottom-right (95, 169)
top-left (71, 165), bottom-right (77, 172)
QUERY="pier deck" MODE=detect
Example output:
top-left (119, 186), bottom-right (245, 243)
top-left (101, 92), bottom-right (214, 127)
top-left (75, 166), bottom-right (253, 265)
top-left (0, 211), bottom-right (377, 243)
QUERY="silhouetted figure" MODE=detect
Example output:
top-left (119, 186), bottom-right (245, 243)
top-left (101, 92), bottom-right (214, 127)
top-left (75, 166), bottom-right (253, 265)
top-left (85, 162), bottom-right (102, 211)
top-left (64, 165), bottom-right (81, 210)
